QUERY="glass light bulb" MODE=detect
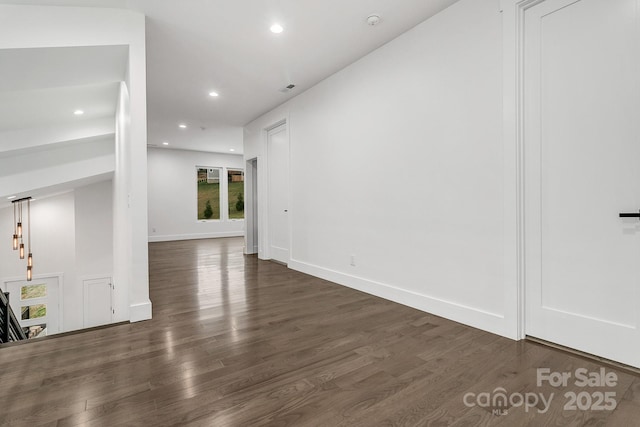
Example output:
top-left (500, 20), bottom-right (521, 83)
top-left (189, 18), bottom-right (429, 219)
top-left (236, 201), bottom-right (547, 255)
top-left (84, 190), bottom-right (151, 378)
top-left (17, 222), bottom-right (22, 238)
top-left (27, 253), bottom-right (33, 267)
top-left (19, 243), bottom-right (24, 259)
top-left (27, 266), bottom-right (32, 281)
top-left (12, 234), bottom-right (18, 250)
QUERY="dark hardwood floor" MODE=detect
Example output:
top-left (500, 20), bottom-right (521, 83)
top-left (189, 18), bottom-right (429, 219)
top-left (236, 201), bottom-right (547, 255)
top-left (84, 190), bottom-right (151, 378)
top-left (1, 237), bottom-right (639, 426)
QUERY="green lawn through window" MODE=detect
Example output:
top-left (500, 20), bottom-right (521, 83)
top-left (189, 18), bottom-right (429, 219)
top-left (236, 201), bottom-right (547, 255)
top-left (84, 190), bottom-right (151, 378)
top-left (228, 181), bottom-right (244, 219)
top-left (197, 182), bottom-right (220, 220)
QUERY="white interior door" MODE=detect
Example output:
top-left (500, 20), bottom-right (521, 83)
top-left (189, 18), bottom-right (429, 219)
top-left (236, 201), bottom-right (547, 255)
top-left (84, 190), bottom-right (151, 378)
top-left (6, 276), bottom-right (60, 337)
top-left (524, 0), bottom-right (640, 367)
top-left (83, 277), bottom-right (113, 328)
top-left (267, 124), bottom-right (290, 263)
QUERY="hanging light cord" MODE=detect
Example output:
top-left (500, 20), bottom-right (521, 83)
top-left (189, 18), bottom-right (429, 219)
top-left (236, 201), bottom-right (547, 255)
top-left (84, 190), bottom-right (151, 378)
top-left (27, 199), bottom-right (31, 255)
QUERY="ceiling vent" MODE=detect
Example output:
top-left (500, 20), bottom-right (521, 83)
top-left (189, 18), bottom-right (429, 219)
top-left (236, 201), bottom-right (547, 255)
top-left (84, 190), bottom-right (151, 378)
top-left (280, 84), bottom-right (296, 93)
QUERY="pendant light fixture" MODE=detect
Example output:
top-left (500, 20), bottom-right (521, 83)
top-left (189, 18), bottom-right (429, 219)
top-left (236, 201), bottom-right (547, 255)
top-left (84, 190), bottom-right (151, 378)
top-left (27, 198), bottom-right (33, 280)
top-left (10, 197), bottom-right (33, 281)
top-left (12, 202), bottom-right (18, 250)
top-left (18, 200), bottom-right (24, 259)
top-left (16, 200), bottom-right (22, 238)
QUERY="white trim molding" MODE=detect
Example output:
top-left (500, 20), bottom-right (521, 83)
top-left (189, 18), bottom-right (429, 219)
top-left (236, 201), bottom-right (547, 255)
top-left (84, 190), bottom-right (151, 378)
top-left (289, 259), bottom-right (509, 338)
top-left (501, 0), bottom-right (547, 340)
top-left (129, 300), bottom-right (152, 322)
top-left (148, 231), bottom-right (244, 243)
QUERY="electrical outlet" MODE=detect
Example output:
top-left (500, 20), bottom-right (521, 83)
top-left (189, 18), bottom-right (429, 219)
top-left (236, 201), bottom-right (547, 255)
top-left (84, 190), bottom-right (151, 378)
top-left (350, 254), bottom-right (356, 266)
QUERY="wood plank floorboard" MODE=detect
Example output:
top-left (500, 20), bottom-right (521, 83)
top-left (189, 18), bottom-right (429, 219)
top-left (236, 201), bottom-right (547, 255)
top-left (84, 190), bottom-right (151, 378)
top-left (1, 237), bottom-right (639, 426)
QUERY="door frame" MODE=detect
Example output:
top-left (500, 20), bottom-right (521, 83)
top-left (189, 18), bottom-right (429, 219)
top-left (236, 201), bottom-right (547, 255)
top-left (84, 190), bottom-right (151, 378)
top-left (501, 0), bottom-right (548, 341)
top-left (505, 0), bottom-right (638, 351)
top-left (245, 157), bottom-right (259, 255)
top-left (263, 118), bottom-right (290, 263)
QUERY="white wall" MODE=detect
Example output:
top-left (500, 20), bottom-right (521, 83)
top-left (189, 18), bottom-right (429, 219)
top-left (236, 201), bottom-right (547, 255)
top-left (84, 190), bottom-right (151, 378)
top-left (0, 5), bottom-right (151, 323)
top-left (75, 180), bottom-right (114, 328)
top-left (113, 81), bottom-right (133, 322)
top-left (0, 182), bottom-right (113, 333)
top-left (245, 0), bottom-right (510, 337)
top-left (147, 147), bottom-right (245, 242)
top-left (0, 193), bottom-right (75, 330)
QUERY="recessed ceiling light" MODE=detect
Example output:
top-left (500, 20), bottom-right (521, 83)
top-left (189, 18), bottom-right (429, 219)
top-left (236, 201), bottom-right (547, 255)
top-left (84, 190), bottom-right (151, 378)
top-left (270, 23), bottom-right (284, 34)
top-left (179, 124), bottom-right (187, 129)
top-left (74, 110), bottom-right (84, 115)
top-left (162, 142), bottom-right (169, 146)
top-left (229, 149), bottom-right (235, 152)
top-left (7, 195), bottom-right (16, 200)
top-left (209, 91), bottom-right (219, 97)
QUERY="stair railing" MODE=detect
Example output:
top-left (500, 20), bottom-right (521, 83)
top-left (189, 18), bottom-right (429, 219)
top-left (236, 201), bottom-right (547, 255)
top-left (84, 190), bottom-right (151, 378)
top-left (0, 291), bottom-right (27, 343)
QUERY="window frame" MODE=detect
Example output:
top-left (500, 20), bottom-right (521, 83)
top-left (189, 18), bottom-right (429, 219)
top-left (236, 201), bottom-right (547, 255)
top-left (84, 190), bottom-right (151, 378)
top-left (196, 166), bottom-right (222, 222)
top-left (227, 168), bottom-right (245, 221)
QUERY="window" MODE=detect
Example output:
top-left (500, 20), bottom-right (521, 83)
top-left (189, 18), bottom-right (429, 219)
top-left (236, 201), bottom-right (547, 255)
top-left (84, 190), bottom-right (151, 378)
top-left (228, 169), bottom-right (245, 219)
top-left (21, 284), bottom-right (46, 300)
top-left (6, 276), bottom-right (59, 337)
top-left (196, 166), bottom-right (245, 221)
top-left (21, 304), bottom-right (46, 320)
top-left (197, 167), bottom-right (221, 220)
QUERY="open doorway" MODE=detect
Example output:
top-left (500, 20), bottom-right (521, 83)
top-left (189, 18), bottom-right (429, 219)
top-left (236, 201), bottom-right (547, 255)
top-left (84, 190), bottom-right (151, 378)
top-left (245, 158), bottom-right (258, 255)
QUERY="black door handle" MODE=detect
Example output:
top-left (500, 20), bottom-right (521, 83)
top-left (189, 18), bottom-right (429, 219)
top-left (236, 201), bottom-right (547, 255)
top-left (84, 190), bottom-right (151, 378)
top-left (619, 211), bottom-right (640, 218)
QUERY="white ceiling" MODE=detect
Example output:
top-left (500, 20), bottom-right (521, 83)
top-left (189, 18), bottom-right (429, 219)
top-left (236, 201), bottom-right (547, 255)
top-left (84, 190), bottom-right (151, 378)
top-left (0, 45), bottom-right (127, 206)
top-left (0, 82), bottom-right (120, 131)
top-left (0, 45), bottom-right (127, 132)
top-left (0, 0), bottom-right (461, 153)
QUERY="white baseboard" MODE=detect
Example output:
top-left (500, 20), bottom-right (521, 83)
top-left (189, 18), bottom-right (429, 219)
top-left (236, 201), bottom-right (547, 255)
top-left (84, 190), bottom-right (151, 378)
top-left (148, 231), bottom-right (244, 242)
top-left (130, 300), bottom-right (152, 322)
top-left (244, 245), bottom-right (259, 255)
top-left (288, 259), bottom-right (509, 338)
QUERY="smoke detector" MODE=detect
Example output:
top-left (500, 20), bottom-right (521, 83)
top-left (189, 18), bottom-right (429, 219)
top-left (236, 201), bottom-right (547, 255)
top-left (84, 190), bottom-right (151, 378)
top-left (367, 14), bottom-right (381, 26)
